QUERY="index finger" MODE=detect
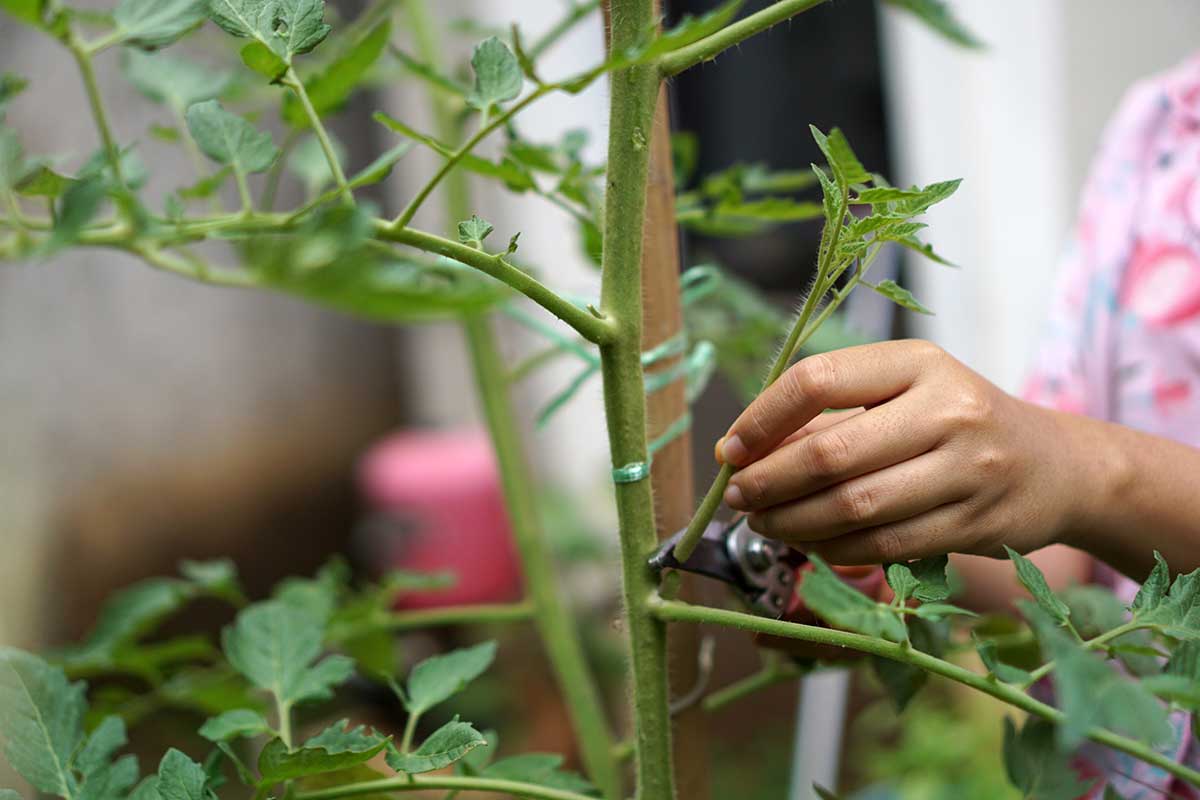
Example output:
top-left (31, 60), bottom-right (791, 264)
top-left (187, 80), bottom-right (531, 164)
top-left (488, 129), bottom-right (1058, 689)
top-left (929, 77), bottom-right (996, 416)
top-left (720, 340), bottom-right (933, 467)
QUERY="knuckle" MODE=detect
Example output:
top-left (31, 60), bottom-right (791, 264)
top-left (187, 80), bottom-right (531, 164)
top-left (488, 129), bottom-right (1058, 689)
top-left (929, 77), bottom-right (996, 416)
top-left (909, 339), bottom-right (946, 364)
top-left (747, 512), bottom-right (772, 537)
top-left (833, 481), bottom-right (877, 525)
top-left (972, 446), bottom-right (1008, 478)
top-left (803, 429), bottom-right (852, 480)
top-left (790, 353), bottom-right (839, 401)
top-left (738, 467), bottom-right (769, 507)
top-left (866, 526), bottom-right (907, 563)
top-left (949, 387), bottom-right (993, 428)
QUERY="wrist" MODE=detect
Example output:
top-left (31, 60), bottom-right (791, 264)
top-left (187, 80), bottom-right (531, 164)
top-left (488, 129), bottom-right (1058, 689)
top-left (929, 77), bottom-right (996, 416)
top-left (1047, 408), bottom-right (1134, 553)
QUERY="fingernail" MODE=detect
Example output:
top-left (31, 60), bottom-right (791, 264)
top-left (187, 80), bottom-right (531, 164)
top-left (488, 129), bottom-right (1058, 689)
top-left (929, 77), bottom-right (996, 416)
top-left (724, 483), bottom-right (745, 509)
top-left (721, 434), bottom-right (748, 466)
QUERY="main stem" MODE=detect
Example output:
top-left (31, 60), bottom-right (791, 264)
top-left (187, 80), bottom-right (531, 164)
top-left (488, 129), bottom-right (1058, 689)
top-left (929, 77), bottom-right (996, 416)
top-left (598, 2), bottom-right (675, 798)
top-left (404, 4), bottom-right (619, 795)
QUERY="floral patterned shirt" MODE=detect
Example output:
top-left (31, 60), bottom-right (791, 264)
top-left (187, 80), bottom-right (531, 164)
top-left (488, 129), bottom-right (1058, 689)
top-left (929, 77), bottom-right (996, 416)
top-left (1024, 53), bottom-right (1200, 799)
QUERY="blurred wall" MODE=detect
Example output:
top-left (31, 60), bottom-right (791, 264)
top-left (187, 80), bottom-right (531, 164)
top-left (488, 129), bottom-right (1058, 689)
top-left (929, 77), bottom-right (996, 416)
top-left (0, 9), bottom-right (402, 648)
top-left (880, 0), bottom-right (1200, 391)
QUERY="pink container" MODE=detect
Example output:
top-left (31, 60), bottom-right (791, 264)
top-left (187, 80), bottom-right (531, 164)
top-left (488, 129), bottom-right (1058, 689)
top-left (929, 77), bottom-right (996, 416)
top-left (358, 429), bottom-right (523, 609)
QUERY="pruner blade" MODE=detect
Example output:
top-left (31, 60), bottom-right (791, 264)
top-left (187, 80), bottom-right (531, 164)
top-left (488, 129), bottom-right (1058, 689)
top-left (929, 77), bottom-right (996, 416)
top-left (649, 517), bottom-right (801, 618)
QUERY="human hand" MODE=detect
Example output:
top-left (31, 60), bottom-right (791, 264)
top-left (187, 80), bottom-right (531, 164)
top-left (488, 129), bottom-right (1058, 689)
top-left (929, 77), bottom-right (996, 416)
top-left (716, 340), bottom-right (1093, 565)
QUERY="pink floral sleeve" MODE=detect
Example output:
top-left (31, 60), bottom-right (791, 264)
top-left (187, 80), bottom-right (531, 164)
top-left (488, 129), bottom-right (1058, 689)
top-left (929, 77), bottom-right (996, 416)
top-left (1023, 54), bottom-right (1200, 799)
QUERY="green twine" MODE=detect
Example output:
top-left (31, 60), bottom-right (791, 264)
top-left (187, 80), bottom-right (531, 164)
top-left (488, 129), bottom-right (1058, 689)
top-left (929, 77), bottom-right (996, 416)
top-left (611, 411), bottom-right (693, 484)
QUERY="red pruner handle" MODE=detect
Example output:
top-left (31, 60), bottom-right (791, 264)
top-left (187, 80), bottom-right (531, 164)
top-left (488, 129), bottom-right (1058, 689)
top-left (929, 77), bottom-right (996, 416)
top-left (754, 564), bottom-right (886, 661)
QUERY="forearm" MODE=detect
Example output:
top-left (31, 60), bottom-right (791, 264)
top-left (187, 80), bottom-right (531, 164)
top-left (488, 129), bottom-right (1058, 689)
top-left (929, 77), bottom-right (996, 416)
top-left (1056, 406), bottom-right (1200, 580)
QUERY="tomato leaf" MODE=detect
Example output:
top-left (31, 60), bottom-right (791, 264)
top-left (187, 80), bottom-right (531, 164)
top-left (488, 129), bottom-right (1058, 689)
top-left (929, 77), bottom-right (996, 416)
top-left (1002, 717), bottom-right (1094, 800)
top-left (466, 37), bottom-right (522, 112)
top-left (222, 600), bottom-right (355, 709)
top-left (872, 279), bottom-right (933, 315)
top-left (1005, 547), bottom-right (1072, 626)
top-left (385, 719), bottom-right (486, 775)
top-left (198, 709), bottom-right (272, 743)
top-left (258, 721), bottom-right (388, 784)
top-left (122, 50), bottom-right (231, 112)
top-left (404, 641), bottom-right (497, 715)
top-left (799, 555), bottom-right (907, 643)
top-left (185, 100), bottom-right (279, 174)
top-left (112, 0), bottom-right (205, 50)
top-left (0, 650), bottom-right (86, 798)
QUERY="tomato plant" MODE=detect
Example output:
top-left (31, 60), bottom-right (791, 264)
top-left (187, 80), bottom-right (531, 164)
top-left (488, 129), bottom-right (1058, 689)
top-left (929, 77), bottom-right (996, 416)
top-left (2, 1), bottom-right (1200, 799)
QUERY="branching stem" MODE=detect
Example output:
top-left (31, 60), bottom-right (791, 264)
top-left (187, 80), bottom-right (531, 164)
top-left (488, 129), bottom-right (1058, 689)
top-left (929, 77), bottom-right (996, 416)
top-left (652, 597), bottom-right (1200, 790)
top-left (283, 68), bottom-right (352, 203)
top-left (658, 0), bottom-right (831, 77)
top-left (295, 775), bottom-right (598, 800)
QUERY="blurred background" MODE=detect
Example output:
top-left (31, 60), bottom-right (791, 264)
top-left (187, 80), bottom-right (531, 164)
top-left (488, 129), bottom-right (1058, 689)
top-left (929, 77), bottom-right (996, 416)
top-left (2, 0), bottom-right (1199, 798)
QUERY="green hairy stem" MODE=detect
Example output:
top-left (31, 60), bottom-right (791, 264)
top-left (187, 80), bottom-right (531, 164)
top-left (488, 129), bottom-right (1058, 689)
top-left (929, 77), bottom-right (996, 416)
top-left (658, 0), bottom-right (831, 77)
top-left (295, 774), bottom-right (599, 800)
top-left (596, 2), bottom-right (676, 798)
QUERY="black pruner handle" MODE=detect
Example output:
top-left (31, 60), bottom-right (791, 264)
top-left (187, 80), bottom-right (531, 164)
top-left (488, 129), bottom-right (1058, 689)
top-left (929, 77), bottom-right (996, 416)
top-left (649, 518), bottom-right (801, 618)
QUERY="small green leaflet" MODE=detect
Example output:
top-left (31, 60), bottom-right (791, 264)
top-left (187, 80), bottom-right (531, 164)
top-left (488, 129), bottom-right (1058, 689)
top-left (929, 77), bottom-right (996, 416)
top-left (810, 125), bottom-right (870, 186)
top-left (15, 165), bottom-right (74, 198)
top-left (1002, 717), bottom-right (1094, 800)
top-left (112, 0), bottom-right (205, 50)
top-left (64, 578), bottom-right (195, 666)
top-left (185, 100), bottom-right (279, 174)
top-left (0, 649), bottom-right (86, 798)
top-left (871, 617), bottom-right (946, 710)
top-left (373, 112), bottom-right (535, 192)
top-left (282, 19), bottom-right (391, 127)
top-left (813, 786), bottom-right (845, 800)
top-left (179, 559), bottom-right (246, 607)
top-left (403, 641), bottom-right (497, 715)
top-left (1131, 551), bottom-right (1171, 614)
top-left (198, 709), bottom-right (271, 743)
top-left (629, 0), bottom-right (742, 65)
top-left (883, 0), bottom-right (983, 49)
top-left (1144, 640), bottom-right (1200, 709)
top-left (0, 73), bottom-right (27, 119)
top-left (205, 0), bottom-right (331, 65)
top-left (74, 716), bottom-right (127, 776)
top-left (0, 790), bottom-right (21, 800)
top-left (973, 634), bottom-right (1032, 684)
top-left (391, 48), bottom-right (471, 98)
top-left (1005, 546), bottom-right (1071, 626)
top-left (872, 279), bottom-right (932, 315)
top-left (385, 719), bottom-right (487, 774)
top-left (122, 50), bottom-right (232, 112)
top-left (1132, 563), bottom-right (1200, 639)
top-left (798, 556), bottom-right (907, 642)
top-left (222, 599), bottom-right (356, 710)
top-left (1026, 604), bottom-right (1172, 748)
top-left (884, 555), bottom-right (950, 604)
top-left (155, 749), bottom-right (213, 800)
top-left (467, 37), bottom-right (523, 112)
top-left (457, 215), bottom-right (494, 249)
top-left (481, 753), bottom-right (596, 794)
top-left (257, 721), bottom-right (388, 784)
top-left (0, 0), bottom-right (44, 27)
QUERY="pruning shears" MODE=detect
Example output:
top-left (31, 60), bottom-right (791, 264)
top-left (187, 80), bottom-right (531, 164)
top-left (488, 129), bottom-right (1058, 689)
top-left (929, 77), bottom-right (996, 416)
top-left (649, 517), bottom-right (808, 619)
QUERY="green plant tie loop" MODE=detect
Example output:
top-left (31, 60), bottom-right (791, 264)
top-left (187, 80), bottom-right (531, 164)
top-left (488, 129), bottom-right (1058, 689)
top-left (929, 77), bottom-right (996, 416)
top-left (611, 461), bottom-right (651, 484)
top-left (610, 412), bottom-right (693, 484)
